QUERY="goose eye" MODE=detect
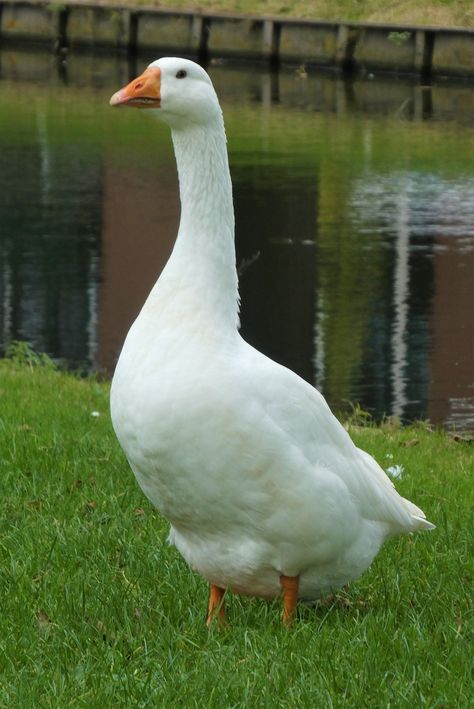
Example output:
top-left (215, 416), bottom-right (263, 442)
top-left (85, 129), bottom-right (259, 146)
top-left (176, 70), bottom-right (187, 79)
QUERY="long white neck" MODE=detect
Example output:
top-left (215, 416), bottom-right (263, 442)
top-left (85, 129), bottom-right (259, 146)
top-left (148, 115), bottom-right (240, 333)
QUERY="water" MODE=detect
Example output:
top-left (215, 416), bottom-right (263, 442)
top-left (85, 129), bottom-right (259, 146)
top-left (1, 50), bottom-right (474, 430)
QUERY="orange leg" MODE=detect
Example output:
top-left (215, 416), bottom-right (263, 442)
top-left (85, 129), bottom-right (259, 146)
top-left (280, 574), bottom-right (299, 626)
top-left (206, 583), bottom-right (226, 627)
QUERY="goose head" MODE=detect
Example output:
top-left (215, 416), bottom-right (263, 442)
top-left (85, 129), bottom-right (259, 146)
top-left (109, 57), bottom-right (221, 128)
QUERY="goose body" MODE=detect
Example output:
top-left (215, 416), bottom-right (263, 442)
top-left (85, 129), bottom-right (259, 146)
top-left (110, 58), bottom-right (434, 618)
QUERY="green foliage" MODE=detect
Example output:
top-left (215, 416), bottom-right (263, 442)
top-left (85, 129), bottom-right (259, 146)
top-left (90, 0), bottom-right (473, 28)
top-left (47, 2), bottom-right (66, 13)
top-left (388, 31), bottom-right (412, 45)
top-left (5, 340), bottom-right (57, 371)
top-left (0, 357), bottom-right (472, 706)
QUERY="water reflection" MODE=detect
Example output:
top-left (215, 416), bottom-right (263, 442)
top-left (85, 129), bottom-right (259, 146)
top-left (349, 173), bottom-right (474, 429)
top-left (1, 50), bottom-right (473, 430)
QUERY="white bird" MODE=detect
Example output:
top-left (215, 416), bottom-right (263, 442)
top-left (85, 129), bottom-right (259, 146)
top-left (109, 58), bottom-right (434, 625)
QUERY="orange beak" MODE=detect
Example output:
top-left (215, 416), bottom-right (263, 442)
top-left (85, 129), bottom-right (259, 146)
top-left (109, 67), bottom-right (161, 108)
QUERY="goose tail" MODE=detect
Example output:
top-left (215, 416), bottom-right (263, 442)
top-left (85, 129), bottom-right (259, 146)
top-left (403, 497), bottom-right (436, 531)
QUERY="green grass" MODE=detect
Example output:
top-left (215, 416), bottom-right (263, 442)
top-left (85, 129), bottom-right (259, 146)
top-left (81, 0), bottom-right (474, 29)
top-left (0, 347), bottom-right (472, 706)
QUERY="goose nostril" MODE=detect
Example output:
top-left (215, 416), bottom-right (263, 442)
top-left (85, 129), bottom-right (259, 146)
top-left (134, 81), bottom-right (143, 91)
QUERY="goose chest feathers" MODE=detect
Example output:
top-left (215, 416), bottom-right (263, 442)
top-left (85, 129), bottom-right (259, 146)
top-left (109, 58), bottom-right (434, 624)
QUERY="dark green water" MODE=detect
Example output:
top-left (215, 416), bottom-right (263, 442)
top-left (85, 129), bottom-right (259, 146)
top-left (1, 50), bottom-right (474, 429)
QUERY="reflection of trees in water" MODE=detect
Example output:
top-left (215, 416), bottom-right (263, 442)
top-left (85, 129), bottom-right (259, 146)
top-left (0, 103), bottom-right (101, 368)
top-left (235, 162), bottom-right (317, 387)
top-left (315, 168), bottom-right (474, 423)
top-left (1, 75), bottom-right (473, 428)
top-left (314, 168), bottom-right (434, 422)
top-left (313, 155), bottom-right (388, 417)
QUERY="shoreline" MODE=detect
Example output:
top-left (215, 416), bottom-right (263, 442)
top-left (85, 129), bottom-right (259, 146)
top-left (0, 0), bottom-right (473, 79)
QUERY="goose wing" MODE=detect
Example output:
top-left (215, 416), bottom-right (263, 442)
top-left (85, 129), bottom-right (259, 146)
top-left (240, 341), bottom-right (434, 534)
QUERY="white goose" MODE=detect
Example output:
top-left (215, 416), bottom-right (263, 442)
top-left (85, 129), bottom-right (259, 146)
top-left (109, 58), bottom-right (434, 625)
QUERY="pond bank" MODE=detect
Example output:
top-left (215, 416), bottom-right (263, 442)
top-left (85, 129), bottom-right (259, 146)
top-left (0, 0), bottom-right (473, 79)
